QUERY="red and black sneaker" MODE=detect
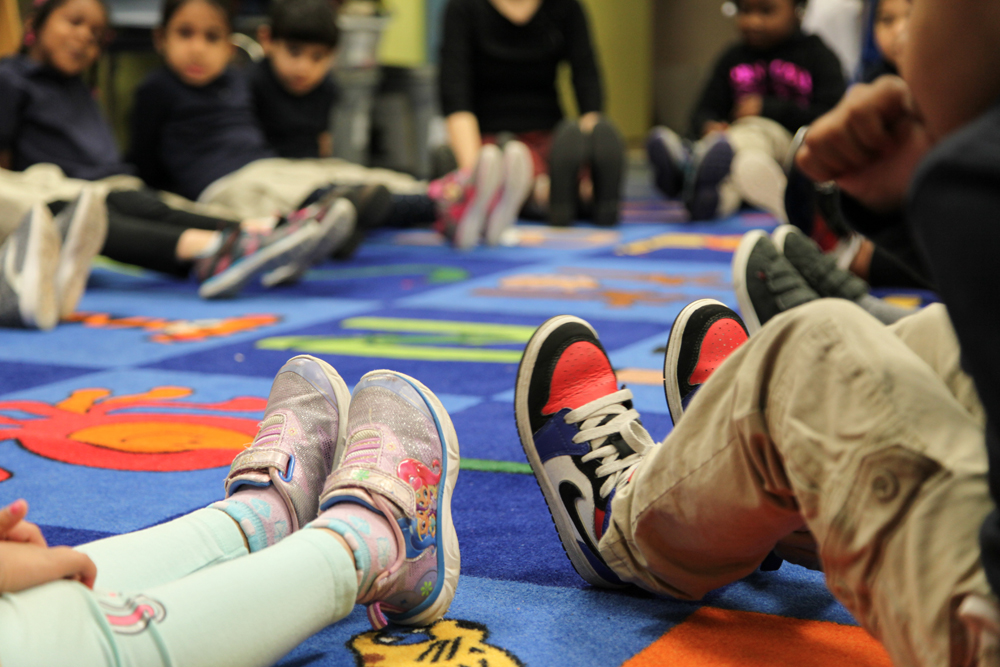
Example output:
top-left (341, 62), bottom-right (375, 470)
top-left (515, 315), bottom-right (657, 588)
top-left (663, 299), bottom-right (748, 425)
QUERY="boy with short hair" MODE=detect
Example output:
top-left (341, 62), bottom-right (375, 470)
top-left (519, 0), bottom-right (1000, 663)
top-left (250, 0), bottom-right (339, 158)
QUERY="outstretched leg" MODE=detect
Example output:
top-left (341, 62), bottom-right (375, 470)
top-left (605, 299), bottom-right (991, 666)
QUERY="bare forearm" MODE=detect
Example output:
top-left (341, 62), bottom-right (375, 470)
top-left (446, 112), bottom-right (482, 172)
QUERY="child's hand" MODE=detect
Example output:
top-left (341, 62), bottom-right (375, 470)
top-left (0, 541), bottom-right (97, 594)
top-left (733, 95), bottom-right (763, 119)
top-left (797, 76), bottom-right (932, 211)
top-left (0, 499), bottom-right (47, 546)
top-left (0, 499), bottom-right (97, 594)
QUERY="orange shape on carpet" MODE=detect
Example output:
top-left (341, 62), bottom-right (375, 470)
top-left (624, 606), bottom-right (891, 667)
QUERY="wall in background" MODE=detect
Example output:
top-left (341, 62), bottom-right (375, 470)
top-left (395, 0), bottom-right (654, 143)
top-left (378, 0), bottom-right (427, 67)
top-left (652, 0), bottom-right (736, 135)
top-left (578, 0), bottom-right (652, 143)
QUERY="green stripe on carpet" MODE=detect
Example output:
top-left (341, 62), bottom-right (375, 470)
top-left (461, 458), bottom-right (532, 474)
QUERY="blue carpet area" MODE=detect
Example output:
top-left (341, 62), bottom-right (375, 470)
top-left (0, 175), bottom-right (921, 665)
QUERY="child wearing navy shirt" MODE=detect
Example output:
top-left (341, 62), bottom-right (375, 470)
top-left (0, 0), bottom-right (340, 321)
top-left (249, 0), bottom-right (339, 159)
top-left (132, 0), bottom-right (526, 250)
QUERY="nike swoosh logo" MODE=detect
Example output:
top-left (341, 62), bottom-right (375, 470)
top-left (560, 480), bottom-right (601, 558)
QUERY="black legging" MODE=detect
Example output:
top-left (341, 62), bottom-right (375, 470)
top-left (548, 118), bottom-right (626, 227)
top-left (50, 190), bottom-right (238, 277)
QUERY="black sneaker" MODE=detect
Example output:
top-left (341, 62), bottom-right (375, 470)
top-left (515, 315), bottom-right (656, 588)
top-left (783, 164), bottom-right (853, 240)
top-left (771, 224), bottom-right (869, 301)
top-left (663, 299), bottom-right (748, 425)
top-left (686, 135), bottom-right (734, 221)
top-left (53, 186), bottom-right (108, 319)
top-left (732, 229), bottom-right (819, 334)
top-left (0, 204), bottom-right (60, 330)
top-left (646, 126), bottom-right (689, 199)
top-left (331, 184), bottom-right (393, 260)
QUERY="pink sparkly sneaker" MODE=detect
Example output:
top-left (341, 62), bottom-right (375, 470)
top-left (316, 370), bottom-right (461, 629)
top-left (428, 145), bottom-right (504, 250)
top-left (223, 355), bottom-right (351, 531)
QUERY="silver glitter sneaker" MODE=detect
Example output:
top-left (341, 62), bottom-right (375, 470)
top-left (0, 203), bottom-right (60, 331)
top-left (318, 370), bottom-right (461, 629)
top-left (224, 355), bottom-right (351, 531)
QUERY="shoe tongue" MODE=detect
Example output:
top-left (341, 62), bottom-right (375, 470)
top-left (543, 341), bottom-right (618, 414)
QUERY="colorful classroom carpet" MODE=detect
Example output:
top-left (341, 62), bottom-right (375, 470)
top-left (0, 174), bottom-right (918, 666)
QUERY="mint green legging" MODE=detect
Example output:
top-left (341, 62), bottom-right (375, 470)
top-left (0, 508), bottom-right (357, 667)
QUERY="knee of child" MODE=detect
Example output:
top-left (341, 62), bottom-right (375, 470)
top-left (773, 297), bottom-right (870, 332)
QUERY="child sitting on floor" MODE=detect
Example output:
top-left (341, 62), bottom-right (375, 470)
top-left (862, 0), bottom-right (909, 82)
top-left (250, 0), bottom-right (338, 159)
top-left (132, 0), bottom-right (526, 250)
top-left (783, 0), bottom-right (928, 292)
top-left (0, 0), bottom-right (352, 318)
top-left (437, 0), bottom-right (625, 228)
top-left (0, 355), bottom-right (461, 666)
top-left (647, 0), bottom-right (846, 222)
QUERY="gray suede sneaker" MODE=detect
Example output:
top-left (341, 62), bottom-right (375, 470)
top-left (732, 229), bottom-right (819, 334)
top-left (772, 224), bottom-right (869, 301)
top-left (0, 204), bottom-right (60, 331)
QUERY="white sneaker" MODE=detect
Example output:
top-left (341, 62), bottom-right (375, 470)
top-left (53, 186), bottom-right (108, 319)
top-left (484, 140), bottom-right (533, 246)
top-left (0, 204), bottom-right (60, 330)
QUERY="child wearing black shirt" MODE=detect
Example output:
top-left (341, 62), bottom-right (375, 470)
top-left (250, 0), bottom-right (339, 159)
top-left (647, 0), bottom-right (845, 222)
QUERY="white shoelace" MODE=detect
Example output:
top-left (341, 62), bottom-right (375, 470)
top-left (564, 388), bottom-right (657, 499)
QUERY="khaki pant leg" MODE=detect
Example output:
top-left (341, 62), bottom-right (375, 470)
top-left (890, 303), bottom-right (985, 425)
top-left (725, 116), bottom-right (794, 161)
top-left (602, 299), bottom-right (993, 667)
top-left (198, 158), bottom-right (427, 219)
top-left (711, 117), bottom-right (792, 219)
top-left (0, 165), bottom-right (142, 241)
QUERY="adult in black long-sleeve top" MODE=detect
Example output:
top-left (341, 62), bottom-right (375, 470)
top-left (438, 0), bottom-right (625, 227)
top-left (439, 0), bottom-right (601, 137)
top-left (690, 31), bottom-right (845, 138)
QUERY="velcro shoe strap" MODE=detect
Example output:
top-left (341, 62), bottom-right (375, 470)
top-left (224, 446), bottom-right (290, 493)
top-left (322, 467), bottom-right (415, 517)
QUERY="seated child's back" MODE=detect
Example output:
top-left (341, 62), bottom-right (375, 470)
top-left (249, 0), bottom-right (340, 159)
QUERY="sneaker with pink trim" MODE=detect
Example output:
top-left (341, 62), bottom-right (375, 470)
top-left (316, 370), bottom-right (461, 629)
top-left (429, 145), bottom-right (504, 250)
top-left (221, 355), bottom-right (351, 531)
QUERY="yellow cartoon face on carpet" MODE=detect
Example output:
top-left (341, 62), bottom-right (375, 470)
top-left (348, 619), bottom-right (523, 666)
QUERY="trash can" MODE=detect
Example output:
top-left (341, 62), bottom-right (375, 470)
top-left (330, 12), bottom-right (391, 165)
